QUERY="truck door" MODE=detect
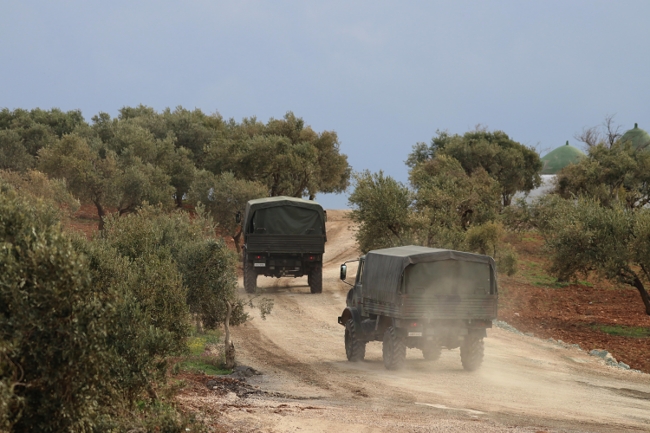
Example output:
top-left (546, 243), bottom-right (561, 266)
top-left (354, 258), bottom-right (365, 300)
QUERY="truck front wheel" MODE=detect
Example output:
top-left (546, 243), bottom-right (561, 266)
top-left (382, 326), bottom-right (406, 370)
top-left (309, 266), bottom-right (322, 294)
top-left (344, 319), bottom-right (366, 362)
top-left (460, 335), bottom-right (484, 371)
top-left (244, 260), bottom-right (257, 294)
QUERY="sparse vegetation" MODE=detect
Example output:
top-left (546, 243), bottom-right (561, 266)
top-left (593, 325), bottom-right (650, 338)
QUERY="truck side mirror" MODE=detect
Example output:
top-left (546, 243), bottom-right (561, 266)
top-left (340, 264), bottom-right (347, 281)
top-left (323, 210), bottom-right (328, 222)
top-left (235, 211), bottom-right (241, 224)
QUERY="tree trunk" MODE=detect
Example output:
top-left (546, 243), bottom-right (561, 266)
top-left (631, 274), bottom-right (650, 316)
top-left (175, 188), bottom-right (184, 208)
top-left (94, 200), bottom-right (106, 231)
top-left (233, 230), bottom-right (242, 254)
top-left (224, 301), bottom-right (236, 369)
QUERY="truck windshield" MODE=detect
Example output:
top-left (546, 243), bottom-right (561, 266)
top-left (252, 207), bottom-right (323, 235)
top-left (403, 260), bottom-right (492, 296)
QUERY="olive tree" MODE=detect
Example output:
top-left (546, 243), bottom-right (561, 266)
top-left (0, 170), bottom-right (79, 216)
top-left (409, 128), bottom-right (542, 206)
top-left (0, 130), bottom-right (34, 172)
top-left (205, 112), bottom-right (350, 199)
top-left (38, 134), bottom-right (118, 228)
top-left (410, 154), bottom-right (502, 247)
top-left (348, 170), bottom-right (414, 253)
top-left (0, 185), bottom-right (111, 431)
top-left (349, 160), bottom-right (518, 274)
top-left (554, 141), bottom-right (650, 210)
top-left (189, 170), bottom-right (267, 253)
top-left (536, 197), bottom-right (650, 315)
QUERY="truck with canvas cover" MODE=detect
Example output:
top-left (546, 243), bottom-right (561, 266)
top-left (338, 245), bottom-right (498, 370)
top-left (242, 196), bottom-right (327, 294)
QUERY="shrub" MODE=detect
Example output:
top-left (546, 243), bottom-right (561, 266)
top-left (465, 222), bottom-right (518, 276)
top-left (0, 169), bottom-right (80, 216)
top-left (0, 184), bottom-right (110, 431)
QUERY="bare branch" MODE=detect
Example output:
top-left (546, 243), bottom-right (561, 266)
top-left (574, 126), bottom-right (601, 148)
top-left (603, 115), bottom-right (623, 148)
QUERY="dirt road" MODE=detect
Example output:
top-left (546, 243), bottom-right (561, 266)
top-left (188, 210), bottom-right (650, 432)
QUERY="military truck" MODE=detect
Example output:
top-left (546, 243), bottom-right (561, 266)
top-left (241, 196), bottom-right (327, 294)
top-left (338, 246), bottom-right (497, 370)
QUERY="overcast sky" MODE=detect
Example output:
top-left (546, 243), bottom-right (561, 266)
top-left (2, 1), bottom-right (649, 208)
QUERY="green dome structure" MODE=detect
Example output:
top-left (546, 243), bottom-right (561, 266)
top-left (540, 141), bottom-right (586, 175)
top-left (620, 123), bottom-right (650, 150)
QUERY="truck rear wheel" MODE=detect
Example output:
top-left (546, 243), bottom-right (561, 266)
top-left (421, 342), bottom-right (442, 361)
top-left (460, 335), bottom-right (484, 371)
top-left (382, 326), bottom-right (406, 370)
top-left (309, 266), bottom-right (322, 294)
top-left (244, 260), bottom-right (257, 294)
top-left (344, 319), bottom-right (366, 362)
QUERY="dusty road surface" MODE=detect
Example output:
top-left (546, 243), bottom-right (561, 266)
top-left (184, 210), bottom-right (650, 432)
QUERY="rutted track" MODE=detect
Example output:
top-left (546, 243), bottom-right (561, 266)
top-left (218, 210), bottom-right (650, 432)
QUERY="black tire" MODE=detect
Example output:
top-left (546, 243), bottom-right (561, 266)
top-left (421, 342), bottom-right (442, 361)
top-left (382, 326), bottom-right (406, 370)
top-left (460, 335), bottom-right (484, 371)
top-left (344, 319), bottom-right (366, 362)
top-left (243, 260), bottom-right (257, 294)
top-left (309, 266), bottom-right (322, 294)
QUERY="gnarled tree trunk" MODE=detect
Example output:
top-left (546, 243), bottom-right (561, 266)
top-left (631, 274), bottom-right (650, 316)
top-left (93, 200), bottom-right (106, 231)
top-left (224, 301), bottom-right (236, 369)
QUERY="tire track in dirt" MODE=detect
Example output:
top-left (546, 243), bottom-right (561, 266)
top-left (233, 320), bottom-right (333, 393)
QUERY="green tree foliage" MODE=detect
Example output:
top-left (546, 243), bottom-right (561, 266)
top-left (0, 183), bottom-right (248, 430)
top-left (0, 185), bottom-right (110, 431)
top-left (410, 154), bottom-right (502, 249)
top-left (348, 167), bottom-right (518, 272)
top-left (349, 158), bottom-right (518, 273)
top-left (0, 108), bottom-right (85, 167)
top-left (165, 145), bottom-right (198, 207)
top-left (102, 105), bottom-right (224, 205)
top-left (409, 129), bottom-right (542, 206)
top-left (189, 171), bottom-right (268, 252)
top-left (39, 132), bottom-right (176, 227)
top-left (534, 197), bottom-right (650, 315)
top-left (0, 169), bottom-right (80, 216)
top-left (348, 170), bottom-right (414, 253)
top-left (38, 134), bottom-right (119, 228)
top-left (465, 222), bottom-right (518, 276)
top-left (554, 141), bottom-right (650, 209)
top-left (0, 342), bottom-right (20, 431)
top-left (97, 205), bottom-right (247, 331)
top-left (0, 130), bottom-right (34, 172)
top-left (205, 112), bottom-right (350, 199)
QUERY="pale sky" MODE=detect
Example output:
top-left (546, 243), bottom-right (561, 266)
top-left (2, 1), bottom-right (649, 208)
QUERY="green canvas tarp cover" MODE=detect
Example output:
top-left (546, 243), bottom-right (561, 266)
top-left (363, 246), bottom-right (496, 304)
top-left (244, 196), bottom-right (325, 236)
